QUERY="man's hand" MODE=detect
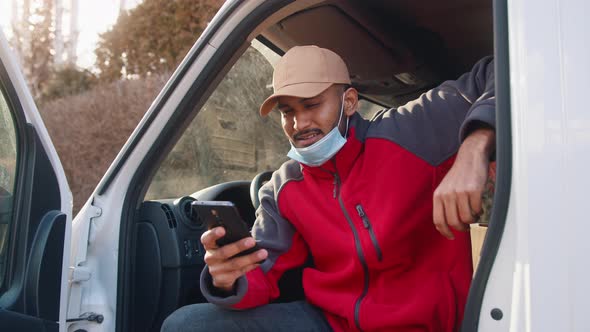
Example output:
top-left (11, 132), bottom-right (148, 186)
top-left (201, 227), bottom-right (268, 292)
top-left (433, 128), bottom-right (496, 239)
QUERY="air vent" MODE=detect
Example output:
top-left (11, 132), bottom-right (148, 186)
top-left (175, 196), bottom-right (202, 229)
top-left (161, 204), bottom-right (177, 229)
top-left (183, 200), bottom-right (193, 220)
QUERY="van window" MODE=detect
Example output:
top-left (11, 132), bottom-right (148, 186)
top-left (357, 99), bottom-right (384, 119)
top-left (145, 40), bottom-right (289, 199)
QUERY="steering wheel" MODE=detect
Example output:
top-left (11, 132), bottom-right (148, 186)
top-left (250, 171), bottom-right (273, 211)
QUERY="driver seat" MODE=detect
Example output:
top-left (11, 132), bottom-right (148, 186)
top-left (250, 170), bottom-right (273, 210)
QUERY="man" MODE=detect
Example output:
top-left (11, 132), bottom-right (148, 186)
top-left (162, 45), bottom-right (495, 331)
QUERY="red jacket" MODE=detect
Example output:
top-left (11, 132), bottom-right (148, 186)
top-left (201, 57), bottom-right (495, 332)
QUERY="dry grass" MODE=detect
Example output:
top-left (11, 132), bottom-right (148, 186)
top-left (39, 73), bottom-right (171, 213)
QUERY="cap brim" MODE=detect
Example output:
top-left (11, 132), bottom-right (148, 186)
top-left (259, 82), bottom-right (333, 116)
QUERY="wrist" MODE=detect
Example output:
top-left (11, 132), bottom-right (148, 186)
top-left (461, 127), bottom-right (496, 160)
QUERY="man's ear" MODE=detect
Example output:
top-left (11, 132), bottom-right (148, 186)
top-left (344, 87), bottom-right (359, 116)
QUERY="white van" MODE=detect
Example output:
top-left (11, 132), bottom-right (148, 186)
top-left (0, 0), bottom-right (587, 331)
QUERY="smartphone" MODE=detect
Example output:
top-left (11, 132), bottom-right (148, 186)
top-left (191, 200), bottom-right (262, 258)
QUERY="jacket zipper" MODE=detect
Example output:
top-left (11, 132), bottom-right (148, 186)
top-left (332, 171), bottom-right (368, 332)
top-left (355, 205), bottom-right (383, 261)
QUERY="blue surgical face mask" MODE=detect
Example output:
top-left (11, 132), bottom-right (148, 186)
top-left (287, 94), bottom-right (349, 167)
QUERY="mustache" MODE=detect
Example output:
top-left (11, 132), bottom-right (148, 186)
top-left (293, 128), bottom-right (323, 141)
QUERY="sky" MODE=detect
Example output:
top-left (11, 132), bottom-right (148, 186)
top-left (0, 0), bottom-right (142, 69)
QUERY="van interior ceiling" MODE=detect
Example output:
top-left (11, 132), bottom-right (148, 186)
top-left (260, 0), bottom-right (493, 106)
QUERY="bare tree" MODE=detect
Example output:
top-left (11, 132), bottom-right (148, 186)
top-left (54, 0), bottom-right (64, 65)
top-left (67, 0), bottom-right (78, 65)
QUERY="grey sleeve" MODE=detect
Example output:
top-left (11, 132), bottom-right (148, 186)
top-left (200, 266), bottom-right (248, 307)
top-left (453, 56), bottom-right (496, 140)
top-left (369, 56), bottom-right (495, 166)
top-left (200, 161), bottom-right (305, 307)
top-left (199, 206), bottom-right (256, 306)
top-left (198, 195), bottom-right (283, 307)
top-left (250, 168), bottom-right (303, 273)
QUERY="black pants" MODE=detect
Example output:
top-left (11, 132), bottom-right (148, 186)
top-left (161, 300), bottom-right (333, 332)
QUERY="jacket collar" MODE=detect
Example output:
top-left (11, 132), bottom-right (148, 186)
top-left (299, 113), bottom-right (367, 181)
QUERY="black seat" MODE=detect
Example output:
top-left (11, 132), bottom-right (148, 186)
top-left (250, 170), bottom-right (273, 211)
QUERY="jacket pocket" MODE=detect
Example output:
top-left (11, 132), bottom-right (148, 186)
top-left (355, 204), bottom-right (383, 261)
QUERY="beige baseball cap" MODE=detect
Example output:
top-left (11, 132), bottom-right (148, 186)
top-left (259, 45), bottom-right (351, 116)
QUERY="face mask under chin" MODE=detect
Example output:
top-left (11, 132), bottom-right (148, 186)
top-left (287, 94), bottom-right (349, 167)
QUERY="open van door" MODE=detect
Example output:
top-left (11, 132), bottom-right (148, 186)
top-left (0, 31), bottom-right (71, 331)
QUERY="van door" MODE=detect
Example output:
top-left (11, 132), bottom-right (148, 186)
top-left (0, 32), bottom-right (72, 331)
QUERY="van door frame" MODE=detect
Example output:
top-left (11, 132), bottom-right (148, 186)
top-left (113, 1), bottom-right (296, 331)
top-left (461, 0), bottom-right (512, 330)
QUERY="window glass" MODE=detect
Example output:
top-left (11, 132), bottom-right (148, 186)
top-left (0, 88), bottom-right (18, 287)
top-left (145, 41), bottom-right (393, 200)
top-left (146, 40), bottom-right (289, 199)
top-left (357, 98), bottom-right (385, 120)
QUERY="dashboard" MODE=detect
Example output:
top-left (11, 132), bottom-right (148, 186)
top-left (131, 180), bottom-right (255, 331)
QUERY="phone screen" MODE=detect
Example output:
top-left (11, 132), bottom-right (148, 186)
top-left (192, 201), bottom-right (261, 258)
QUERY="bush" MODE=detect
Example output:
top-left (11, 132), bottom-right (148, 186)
top-left (41, 66), bottom-right (97, 103)
top-left (39, 73), bottom-right (171, 213)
